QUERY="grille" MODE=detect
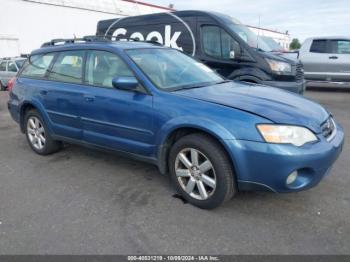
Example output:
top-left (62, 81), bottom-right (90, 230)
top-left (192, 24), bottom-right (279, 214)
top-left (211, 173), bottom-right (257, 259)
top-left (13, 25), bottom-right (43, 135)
top-left (295, 63), bottom-right (304, 81)
top-left (321, 117), bottom-right (336, 140)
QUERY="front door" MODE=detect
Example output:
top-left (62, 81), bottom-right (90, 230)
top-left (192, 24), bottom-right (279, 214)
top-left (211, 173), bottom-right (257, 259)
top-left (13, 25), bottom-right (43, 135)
top-left (199, 25), bottom-right (240, 78)
top-left (80, 50), bottom-right (154, 157)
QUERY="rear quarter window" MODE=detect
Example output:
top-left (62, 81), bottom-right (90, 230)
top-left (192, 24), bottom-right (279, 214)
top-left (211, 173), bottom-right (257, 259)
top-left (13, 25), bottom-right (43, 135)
top-left (15, 59), bottom-right (26, 69)
top-left (21, 54), bottom-right (55, 79)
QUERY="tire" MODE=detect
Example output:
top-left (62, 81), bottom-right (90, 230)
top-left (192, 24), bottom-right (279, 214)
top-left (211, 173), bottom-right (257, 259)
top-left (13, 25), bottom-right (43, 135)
top-left (169, 133), bottom-right (236, 209)
top-left (24, 109), bottom-right (62, 155)
top-left (0, 81), bottom-right (6, 91)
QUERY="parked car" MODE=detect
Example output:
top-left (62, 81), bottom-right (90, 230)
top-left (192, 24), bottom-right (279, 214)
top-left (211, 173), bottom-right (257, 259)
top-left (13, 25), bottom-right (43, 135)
top-left (299, 36), bottom-right (350, 88)
top-left (0, 57), bottom-right (26, 90)
top-left (8, 38), bottom-right (344, 209)
top-left (97, 11), bottom-right (305, 94)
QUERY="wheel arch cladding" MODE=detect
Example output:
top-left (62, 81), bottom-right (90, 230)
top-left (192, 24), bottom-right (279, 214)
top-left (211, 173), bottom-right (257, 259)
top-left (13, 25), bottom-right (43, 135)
top-left (19, 100), bottom-right (52, 134)
top-left (157, 126), bottom-right (238, 179)
top-left (20, 103), bottom-right (37, 133)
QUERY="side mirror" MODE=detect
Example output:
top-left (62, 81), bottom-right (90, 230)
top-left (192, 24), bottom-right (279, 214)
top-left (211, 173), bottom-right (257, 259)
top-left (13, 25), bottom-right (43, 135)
top-left (230, 43), bottom-right (242, 60)
top-left (112, 76), bottom-right (139, 91)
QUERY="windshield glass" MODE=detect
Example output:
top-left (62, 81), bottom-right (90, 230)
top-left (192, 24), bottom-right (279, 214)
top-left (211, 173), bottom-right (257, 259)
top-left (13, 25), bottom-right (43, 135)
top-left (127, 48), bottom-right (224, 91)
top-left (226, 23), bottom-right (272, 52)
top-left (261, 36), bottom-right (284, 51)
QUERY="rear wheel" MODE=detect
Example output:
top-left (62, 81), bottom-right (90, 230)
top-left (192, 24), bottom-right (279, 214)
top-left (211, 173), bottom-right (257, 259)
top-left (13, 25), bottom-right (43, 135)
top-left (169, 133), bottom-right (236, 209)
top-left (25, 109), bottom-right (62, 155)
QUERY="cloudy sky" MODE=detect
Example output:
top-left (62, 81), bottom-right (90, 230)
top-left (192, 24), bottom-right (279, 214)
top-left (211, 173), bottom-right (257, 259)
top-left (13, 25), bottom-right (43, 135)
top-left (149, 0), bottom-right (350, 42)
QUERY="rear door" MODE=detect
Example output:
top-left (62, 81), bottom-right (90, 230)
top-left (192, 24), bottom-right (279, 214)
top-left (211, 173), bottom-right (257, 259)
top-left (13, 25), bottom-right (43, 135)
top-left (42, 50), bottom-right (86, 140)
top-left (80, 50), bottom-right (154, 156)
top-left (327, 39), bottom-right (350, 81)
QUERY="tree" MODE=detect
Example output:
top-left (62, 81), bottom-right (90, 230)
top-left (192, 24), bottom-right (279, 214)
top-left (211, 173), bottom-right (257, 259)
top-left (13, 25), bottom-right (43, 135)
top-left (289, 38), bottom-right (301, 50)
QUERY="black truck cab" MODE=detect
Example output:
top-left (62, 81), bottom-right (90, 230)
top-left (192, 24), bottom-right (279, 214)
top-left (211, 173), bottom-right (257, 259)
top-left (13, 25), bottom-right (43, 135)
top-left (97, 10), bottom-right (305, 94)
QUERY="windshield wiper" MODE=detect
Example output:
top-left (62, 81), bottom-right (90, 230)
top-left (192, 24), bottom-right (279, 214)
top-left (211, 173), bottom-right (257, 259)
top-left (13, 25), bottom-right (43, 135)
top-left (172, 82), bottom-right (214, 91)
top-left (172, 80), bottom-right (231, 92)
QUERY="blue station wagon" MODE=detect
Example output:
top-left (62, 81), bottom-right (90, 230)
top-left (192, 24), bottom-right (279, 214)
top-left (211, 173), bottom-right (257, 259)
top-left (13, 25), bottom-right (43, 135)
top-left (8, 37), bottom-right (344, 209)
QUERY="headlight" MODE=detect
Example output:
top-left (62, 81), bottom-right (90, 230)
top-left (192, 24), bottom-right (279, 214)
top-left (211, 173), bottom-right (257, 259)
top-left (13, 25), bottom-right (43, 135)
top-left (265, 59), bottom-right (292, 73)
top-left (257, 124), bottom-right (317, 146)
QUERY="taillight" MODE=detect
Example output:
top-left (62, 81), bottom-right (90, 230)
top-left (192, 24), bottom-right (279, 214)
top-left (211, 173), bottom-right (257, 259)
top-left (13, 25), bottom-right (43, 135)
top-left (7, 77), bottom-right (16, 92)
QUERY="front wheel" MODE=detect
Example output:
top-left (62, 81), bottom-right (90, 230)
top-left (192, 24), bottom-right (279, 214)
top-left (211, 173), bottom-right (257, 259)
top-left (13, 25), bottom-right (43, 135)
top-left (169, 134), bottom-right (236, 209)
top-left (25, 109), bottom-right (62, 155)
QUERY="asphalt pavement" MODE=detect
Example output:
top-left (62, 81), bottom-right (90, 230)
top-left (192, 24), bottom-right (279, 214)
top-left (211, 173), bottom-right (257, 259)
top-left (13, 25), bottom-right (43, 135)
top-left (0, 90), bottom-right (349, 254)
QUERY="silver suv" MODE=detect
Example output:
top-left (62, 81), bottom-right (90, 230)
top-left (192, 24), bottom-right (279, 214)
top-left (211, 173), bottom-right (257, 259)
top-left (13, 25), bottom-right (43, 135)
top-left (0, 57), bottom-right (26, 91)
top-left (299, 36), bottom-right (350, 88)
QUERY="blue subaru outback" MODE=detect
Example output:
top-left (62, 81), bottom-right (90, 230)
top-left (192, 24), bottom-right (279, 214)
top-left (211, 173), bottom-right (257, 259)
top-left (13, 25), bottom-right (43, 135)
top-left (8, 37), bottom-right (344, 209)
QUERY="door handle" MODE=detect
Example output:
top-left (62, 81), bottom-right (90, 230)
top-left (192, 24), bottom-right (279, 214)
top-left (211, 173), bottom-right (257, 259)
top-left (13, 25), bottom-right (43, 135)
top-left (83, 95), bottom-right (95, 102)
top-left (329, 56), bottom-right (338, 59)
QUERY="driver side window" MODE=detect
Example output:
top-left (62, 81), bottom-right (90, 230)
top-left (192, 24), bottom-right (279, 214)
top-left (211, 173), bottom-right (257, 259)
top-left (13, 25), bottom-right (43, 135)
top-left (202, 25), bottom-right (240, 59)
top-left (85, 50), bottom-right (134, 88)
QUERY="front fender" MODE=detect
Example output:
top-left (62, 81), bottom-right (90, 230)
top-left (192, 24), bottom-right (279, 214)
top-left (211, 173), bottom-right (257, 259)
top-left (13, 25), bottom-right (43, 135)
top-left (156, 116), bottom-right (236, 147)
top-left (155, 116), bottom-right (236, 174)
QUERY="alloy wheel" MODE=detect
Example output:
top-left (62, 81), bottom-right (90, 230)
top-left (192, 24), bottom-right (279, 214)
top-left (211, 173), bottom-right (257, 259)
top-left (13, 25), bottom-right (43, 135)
top-left (27, 116), bottom-right (46, 150)
top-left (175, 148), bottom-right (217, 200)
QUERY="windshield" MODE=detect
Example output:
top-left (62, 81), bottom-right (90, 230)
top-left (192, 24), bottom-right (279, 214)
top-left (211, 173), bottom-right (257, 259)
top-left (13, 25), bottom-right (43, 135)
top-left (261, 36), bottom-right (284, 51)
top-left (127, 48), bottom-right (224, 91)
top-left (226, 23), bottom-right (272, 52)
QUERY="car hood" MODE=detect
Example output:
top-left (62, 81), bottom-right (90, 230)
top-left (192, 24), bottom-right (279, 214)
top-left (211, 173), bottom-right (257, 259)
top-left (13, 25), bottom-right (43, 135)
top-left (175, 82), bottom-right (329, 133)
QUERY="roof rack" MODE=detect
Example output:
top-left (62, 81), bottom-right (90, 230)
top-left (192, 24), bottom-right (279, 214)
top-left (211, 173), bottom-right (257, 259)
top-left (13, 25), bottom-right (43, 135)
top-left (105, 35), bottom-right (163, 46)
top-left (41, 35), bottom-right (108, 47)
top-left (41, 35), bottom-right (163, 48)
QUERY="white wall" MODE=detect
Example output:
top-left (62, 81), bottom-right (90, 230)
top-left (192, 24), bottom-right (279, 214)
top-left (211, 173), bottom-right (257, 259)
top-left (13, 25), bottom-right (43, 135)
top-left (0, 0), bottom-right (121, 55)
top-left (0, 36), bottom-right (20, 57)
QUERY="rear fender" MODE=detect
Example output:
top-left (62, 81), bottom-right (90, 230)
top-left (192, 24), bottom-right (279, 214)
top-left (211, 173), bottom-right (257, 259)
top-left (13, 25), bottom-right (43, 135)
top-left (19, 99), bottom-right (54, 134)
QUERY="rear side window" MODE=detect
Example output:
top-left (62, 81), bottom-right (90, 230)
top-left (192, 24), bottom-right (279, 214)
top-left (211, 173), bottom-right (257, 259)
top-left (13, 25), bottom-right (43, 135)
top-left (21, 54), bottom-right (55, 78)
top-left (310, 40), bottom-right (328, 53)
top-left (0, 61), bottom-right (6, 71)
top-left (85, 50), bottom-right (134, 88)
top-left (48, 51), bottom-right (84, 84)
top-left (329, 40), bottom-right (350, 54)
top-left (8, 62), bottom-right (18, 72)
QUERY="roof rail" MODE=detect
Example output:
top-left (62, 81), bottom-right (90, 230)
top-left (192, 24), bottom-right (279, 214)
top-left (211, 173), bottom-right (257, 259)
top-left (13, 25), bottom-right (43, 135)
top-left (40, 35), bottom-right (163, 48)
top-left (105, 35), bottom-right (163, 46)
top-left (40, 36), bottom-right (109, 47)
